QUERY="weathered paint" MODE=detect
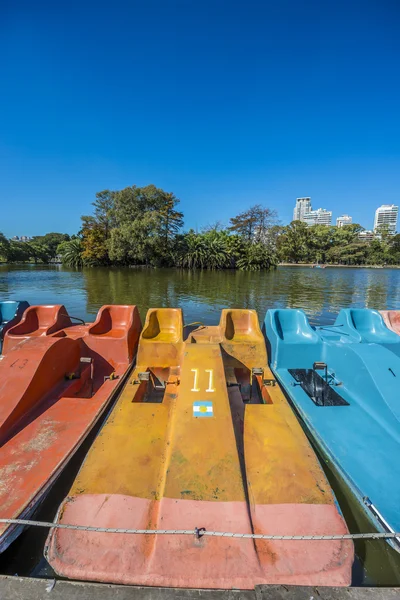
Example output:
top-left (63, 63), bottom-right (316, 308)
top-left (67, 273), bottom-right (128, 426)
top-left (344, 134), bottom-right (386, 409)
top-left (46, 308), bottom-right (353, 588)
top-left (0, 305), bottom-right (141, 551)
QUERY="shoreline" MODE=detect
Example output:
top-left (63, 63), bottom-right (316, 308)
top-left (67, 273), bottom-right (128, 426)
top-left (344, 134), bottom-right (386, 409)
top-left (278, 263), bottom-right (400, 269)
top-left (2, 262), bottom-right (400, 270)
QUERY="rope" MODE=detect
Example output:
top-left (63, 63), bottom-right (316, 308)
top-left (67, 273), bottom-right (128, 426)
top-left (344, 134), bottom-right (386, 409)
top-left (1, 518), bottom-right (399, 541)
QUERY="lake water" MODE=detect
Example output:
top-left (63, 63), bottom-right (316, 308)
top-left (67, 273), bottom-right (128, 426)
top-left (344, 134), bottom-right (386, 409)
top-left (1, 264), bottom-right (399, 325)
top-left (0, 264), bottom-right (399, 586)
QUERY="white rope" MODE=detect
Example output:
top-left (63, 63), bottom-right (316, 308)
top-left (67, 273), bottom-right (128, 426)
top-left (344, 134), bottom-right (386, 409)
top-left (1, 518), bottom-right (399, 541)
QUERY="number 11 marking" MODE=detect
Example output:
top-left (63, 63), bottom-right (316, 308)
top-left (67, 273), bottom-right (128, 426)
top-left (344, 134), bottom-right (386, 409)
top-left (205, 369), bottom-right (214, 392)
top-left (191, 369), bottom-right (200, 392)
top-left (191, 368), bottom-right (215, 392)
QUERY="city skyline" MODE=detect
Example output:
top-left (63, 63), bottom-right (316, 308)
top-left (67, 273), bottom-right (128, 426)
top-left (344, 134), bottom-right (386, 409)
top-left (293, 197), bottom-right (398, 233)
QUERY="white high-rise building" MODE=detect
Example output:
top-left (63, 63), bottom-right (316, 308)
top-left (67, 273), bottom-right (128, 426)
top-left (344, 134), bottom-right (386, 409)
top-left (293, 197), bottom-right (312, 221)
top-left (373, 204), bottom-right (398, 235)
top-left (303, 208), bottom-right (332, 227)
top-left (336, 215), bottom-right (353, 227)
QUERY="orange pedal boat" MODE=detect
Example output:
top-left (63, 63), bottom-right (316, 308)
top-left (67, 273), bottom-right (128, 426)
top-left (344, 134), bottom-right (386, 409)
top-left (46, 308), bottom-right (353, 588)
top-left (0, 304), bottom-right (141, 552)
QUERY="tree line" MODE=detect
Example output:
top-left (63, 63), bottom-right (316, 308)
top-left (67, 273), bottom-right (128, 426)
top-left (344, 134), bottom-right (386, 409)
top-left (1, 184), bottom-right (399, 269)
top-left (57, 185), bottom-right (279, 271)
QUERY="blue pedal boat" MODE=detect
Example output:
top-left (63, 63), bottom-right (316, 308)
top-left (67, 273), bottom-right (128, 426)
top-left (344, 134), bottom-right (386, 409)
top-left (264, 308), bottom-right (400, 558)
top-left (0, 301), bottom-right (29, 353)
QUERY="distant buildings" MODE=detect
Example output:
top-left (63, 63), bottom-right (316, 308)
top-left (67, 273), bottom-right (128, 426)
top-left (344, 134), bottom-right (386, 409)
top-left (358, 230), bottom-right (376, 242)
top-left (302, 208), bottom-right (332, 227)
top-left (373, 204), bottom-right (398, 235)
top-left (293, 197), bottom-right (312, 221)
top-left (292, 197), bottom-right (398, 236)
top-left (336, 215), bottom-right (353, 228)
top-left (10, 235), bottom-right (32, 242)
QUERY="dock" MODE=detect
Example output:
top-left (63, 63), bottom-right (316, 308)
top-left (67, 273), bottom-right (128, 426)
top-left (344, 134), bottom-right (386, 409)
top-left (1, 577), bottom-right (399, 600)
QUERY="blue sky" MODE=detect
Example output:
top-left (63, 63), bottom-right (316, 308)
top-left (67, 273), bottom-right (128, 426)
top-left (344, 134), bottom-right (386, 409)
top-left (1, 0), bottom-right (399, 237)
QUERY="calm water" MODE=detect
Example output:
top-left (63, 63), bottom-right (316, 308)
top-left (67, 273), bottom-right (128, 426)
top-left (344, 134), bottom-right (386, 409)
top-left (1, 263), bottom-right (400, 586)
top-left (1, 264), bottom-right (399, 325)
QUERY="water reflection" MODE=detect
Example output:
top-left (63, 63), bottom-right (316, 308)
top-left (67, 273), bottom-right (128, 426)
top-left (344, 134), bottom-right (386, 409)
top-left (0, 264), bottom-right (399, 325)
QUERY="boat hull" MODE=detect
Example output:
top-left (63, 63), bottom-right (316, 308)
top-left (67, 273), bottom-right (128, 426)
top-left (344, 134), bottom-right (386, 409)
top-left (46, 308), bottom-right (353, 588)
top-left (264, 308), bottom-right (400, 567)
top-left (0, 304), bottom-right (141, 552)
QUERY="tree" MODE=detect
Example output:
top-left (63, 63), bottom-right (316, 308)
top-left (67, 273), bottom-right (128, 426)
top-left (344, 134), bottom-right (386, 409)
top-left (229, 205), bottom-right (277, 242)
top-left (58, 239), bottom-right (84, 267)
top-left (236, 242), bottom-right (276, 271)
top-left (92, 190), bottom-right (116, 240)
top-left (0, 233), bottom-right (10, 261)
top-left (30, 233), bottom-right (70, 259)
top-left (277, 221), bottom-right (309, 263)
top-left (307, 225), bottom-right (335, 263)
top-left (80, 217), bottom-right (110, 265)
top-left (156, 192), bottom-right (184, 260)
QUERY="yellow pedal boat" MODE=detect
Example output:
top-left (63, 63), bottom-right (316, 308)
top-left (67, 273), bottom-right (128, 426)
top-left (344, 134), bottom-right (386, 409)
top-left (46, 308), bottom-right (353, 588)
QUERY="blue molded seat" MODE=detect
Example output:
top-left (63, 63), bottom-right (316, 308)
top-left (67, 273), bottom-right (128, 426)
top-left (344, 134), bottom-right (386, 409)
top-left (335, 309), bottom-right (400, 345)
top-left (272, 309), bottom-right (319, 343)
top-left (0, 301), bottom-right (30, 352)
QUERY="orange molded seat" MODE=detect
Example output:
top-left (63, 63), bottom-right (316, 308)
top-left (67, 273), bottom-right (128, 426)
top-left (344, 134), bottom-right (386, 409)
top-left (3, 305), bottom-right (73, 353)
top-left (88, 305), bottom-right (137, 338)
top-left (85, 305), bottom-right (142, 365)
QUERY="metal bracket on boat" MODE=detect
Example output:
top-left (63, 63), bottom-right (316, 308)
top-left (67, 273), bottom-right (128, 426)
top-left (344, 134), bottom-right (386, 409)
top-left (252, 367), bottom-right (264, 376)
top-left (313, 362), bottom-right (328, 381)
top-left (79, 357), bottom-right (94, 397)
top-left (153, 380), bottom-right (166, 391)
top-left (195, 527), bottom-right (206, 539)
top-left (104, 371), bottom-right (118, 382)
top-left (263, 379), bottom-right (276, 387)
top-left (313, 362), bottom-right (342, 387)
top-left (363, 497), bottom-right (400, 549)
top-left (65, 356), bottom-right (92, 380)
top-left (132, 372), bottom-right (150, 384)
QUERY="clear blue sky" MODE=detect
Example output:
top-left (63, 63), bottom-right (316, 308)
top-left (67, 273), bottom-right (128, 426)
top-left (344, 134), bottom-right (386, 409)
top-left (1, 0), bottom-right (399, 237)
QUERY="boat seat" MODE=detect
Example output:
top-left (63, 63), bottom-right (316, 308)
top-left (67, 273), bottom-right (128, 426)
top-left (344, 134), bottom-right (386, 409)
top-left (0, 301), bottom-right (29, 342)
top-left (348, 309), bottom-right (400, 344)
top-left (88, 305), bottom-right (134, 338)
top-left (84, 305), bottom-right (141, 366)
top-left (141, 308), bottom-right (183, 343)
top-left (272, 309), bottom-right (319, 343)
top-left (222, 309), bottom-right (264, 343)
top-left (137, 308), bottom-right (184, 367)
top-left (3, 305), bottom-right (73, 353)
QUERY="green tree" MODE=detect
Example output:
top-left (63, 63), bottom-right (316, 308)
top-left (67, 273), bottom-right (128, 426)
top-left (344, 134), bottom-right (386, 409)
top-left (0, 233), bottom-right (10, 262)
top-left (277, 221), bottom-right (309, 263)
top-left (236, 242), bottom-right (276, 271)
top-left (92, 190), bottom-right (117, 240)
top-left (229, 205), bottom-right (277, 242)
top-left (30, 233), bottom-right (70, 259)
top-left (156, 191), bottom-right (184, 262)
top-left (58, 239), bottom-right (84, 267)
top-left (178, 232), bottom-right (208, 269)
